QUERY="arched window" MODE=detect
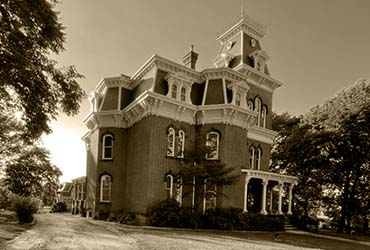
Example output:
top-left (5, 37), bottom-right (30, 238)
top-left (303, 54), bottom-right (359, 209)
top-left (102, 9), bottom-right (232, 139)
top-left (167, 128), bottom-right (175, 157)
top-left (100, 175), bottom-right (112, 202)
top-left (249, 147), bottom-right (255, 169)
top-left (254, 98), bottom-right (261, 126)
top-left (171, 84), bottom-right (177, 99)
top-left (165, 174), bottom-right (174, 198)
top-left (206, 132), bottom-right (219, 160)
top-left (261, 106), bottom-right (267, 128)
top-left (247, 100), bottom-right (253, 110)
top-left (174, 177), bottom-right (183, 206)
top-left (180, 87), bottom-right (186, 102)
top-left (102, 134), bottom-right (113, 160)
top-left (177, 130), bottom-right (185, 158)
top-left (255, 148), bottom-right (261, 170)
top-left (235, 93), bottom-right (241, 106)
top-left (203, 179), bottom-right (217, 213)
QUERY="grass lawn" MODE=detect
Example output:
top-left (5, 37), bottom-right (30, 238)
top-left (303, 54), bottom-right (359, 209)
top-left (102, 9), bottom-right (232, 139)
top-left (204, 230), bottom-right (370, 250)
top-left (0, 210), bottom-right (33, 247)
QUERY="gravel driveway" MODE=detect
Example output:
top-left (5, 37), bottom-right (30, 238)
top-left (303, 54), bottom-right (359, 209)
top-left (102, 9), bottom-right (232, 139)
top-left (2, 213), bottom-right (320, 250)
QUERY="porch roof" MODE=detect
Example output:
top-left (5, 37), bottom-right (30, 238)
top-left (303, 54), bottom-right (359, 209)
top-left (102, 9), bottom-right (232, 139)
top-left (241, 169), bottom-right (298, 184)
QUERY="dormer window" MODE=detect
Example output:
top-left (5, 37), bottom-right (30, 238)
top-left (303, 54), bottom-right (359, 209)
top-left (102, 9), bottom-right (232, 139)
top-left (235, 93), bottom-right (241, 106)
top-left (165, 72), bottom-right (193, 104)
top-left (181, 87), bottom-right (186, 102)
top-left (171, 84), bottom-right (177, 99)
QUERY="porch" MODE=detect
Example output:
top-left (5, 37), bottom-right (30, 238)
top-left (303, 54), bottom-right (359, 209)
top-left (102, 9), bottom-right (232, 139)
top-left (242, 169), bottom-right (298, 215)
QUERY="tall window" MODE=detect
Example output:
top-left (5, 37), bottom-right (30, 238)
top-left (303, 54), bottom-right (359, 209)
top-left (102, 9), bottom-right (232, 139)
top-left (206, 132), bottom-right (219, 160)
top-left (165, 174), bottom-right (174, 198)
top-left (180, 87), bottom-right (186, 102)
top-left (100, 175), bottom-right (111, 202)
top-left (249, 147), bottom-right (255, 169)
top-left (177, 130), bottom-right (185, 158)
top-left (255, 148), bottom-right (261, 170)
top-left (203, 179), bottom-right (217, 213)
top-left (171, 84), bottom-right (177, 99)
top-left (254, 98), bottom-right (261, 126)
top-left (102, 135), bottom-right (113, 160)
top-left (235, 93), bottom-right (241, 106)
top-left (167, 128), bottom-right (175, 157)
top-left (261, 106), bottom-right (267, 128)
top-left (174, 177), bottom-right (183, 206)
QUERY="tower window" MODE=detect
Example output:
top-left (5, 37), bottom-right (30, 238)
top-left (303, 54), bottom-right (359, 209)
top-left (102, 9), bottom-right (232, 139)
top-left (100, 175), bottom-right (112, 202)
top-left (171, 84), bottom-right (177, 99)
top-left (102, 134), bottom-right (113, 160)
top-left (181, 87), bottom-right (186, 102)
top-left (203, 179), bottom-right (217, 213)
top-left (167, 128), bottom-right (176, 157)
top-left (177, 130), bottom-right (185, 158)
top-left (206, 132), bottom-right (220, 160)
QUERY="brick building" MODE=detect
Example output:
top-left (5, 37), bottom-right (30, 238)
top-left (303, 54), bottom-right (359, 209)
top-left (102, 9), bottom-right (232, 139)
top-left (71, 176), bottom-right (86, 216)
top-left (82, 13), bottom-right (297, 219)
top-left (56, 182), bottom-right (73, 210)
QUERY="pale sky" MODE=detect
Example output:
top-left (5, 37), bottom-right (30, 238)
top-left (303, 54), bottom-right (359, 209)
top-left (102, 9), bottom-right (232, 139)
top-left (44, 0), bottom-right (370, 182)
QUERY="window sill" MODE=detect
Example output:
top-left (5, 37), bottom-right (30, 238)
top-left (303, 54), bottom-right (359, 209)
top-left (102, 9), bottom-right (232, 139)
top-left (101, 159), bottom-right (113, 162)
top-left (165, 155), bottom-right (185, 160)
top-left (98, 201), bottom-right (111, 204)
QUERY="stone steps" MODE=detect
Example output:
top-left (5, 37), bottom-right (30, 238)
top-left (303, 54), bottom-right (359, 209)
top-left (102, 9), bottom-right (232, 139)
top-left (284, 219), bottom-right (299, 231)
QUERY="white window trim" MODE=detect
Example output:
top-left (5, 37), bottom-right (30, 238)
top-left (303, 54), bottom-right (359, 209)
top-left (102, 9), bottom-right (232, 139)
top-left (250, 147), bottom-right (255, 169)
top-left (100, 175), bottom-right (111, 203)
top-left (206, 132), bottom-right (220, 160)
top-left (171, 84), bottom-right (178, 99)
top-left (167, 128), bottom-right (176, 157)
top-left (177, 130), bottom-right (185, 158)
top-left (180, 87), bottom-right (186, 102)
top-left (165, 175), bottom-right (174, 198)
top-left (262, 106), bottom-right (267, 128)
top-left (255, 98), bottom-right (261, 127)
top-left (102, 134), bottom-right (113, 160)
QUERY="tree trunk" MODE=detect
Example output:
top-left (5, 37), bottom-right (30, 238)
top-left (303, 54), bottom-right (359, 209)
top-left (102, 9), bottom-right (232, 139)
top-left (338, 176), bottom-right (350, 233)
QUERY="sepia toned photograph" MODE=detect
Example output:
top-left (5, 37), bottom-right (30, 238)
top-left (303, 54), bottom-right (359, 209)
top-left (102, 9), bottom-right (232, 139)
top-left (0, 0), bottom-right (369, 249)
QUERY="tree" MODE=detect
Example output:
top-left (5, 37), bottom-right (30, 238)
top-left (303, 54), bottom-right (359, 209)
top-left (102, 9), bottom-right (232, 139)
top-left (0, 0), bottom-right (85, 140)
top-left (4, 144), bottom-right (61, 200)
top-left (177, 134), bottom-right (240, 212)
top-left (271, 113), bottom-right (334, 219)
top-left (273, 80), bottom-right (370, 233)
top-left (304, 79), bottom-right (370, 233)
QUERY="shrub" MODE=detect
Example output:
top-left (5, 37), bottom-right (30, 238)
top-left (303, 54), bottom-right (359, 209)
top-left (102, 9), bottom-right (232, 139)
top-left (51, 202), bottom-right (67, 213)
top-left (11, 196), bottom-right (40, 223)
top-left (146, 199), bottom-right (181, 227)
top-left (146, 199), bottom-right (284, 231)
top-left (290, 214), bottom-right (318, 232)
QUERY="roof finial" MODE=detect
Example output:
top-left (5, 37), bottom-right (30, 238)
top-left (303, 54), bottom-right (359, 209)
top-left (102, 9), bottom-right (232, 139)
top-left (241, 4), bottom-right (245, 18)
top-left (190, 44), bottom-right (194, 52)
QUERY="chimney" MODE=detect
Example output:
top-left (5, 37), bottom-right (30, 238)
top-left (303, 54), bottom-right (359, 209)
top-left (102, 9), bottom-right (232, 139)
top-left (182, 45), bottom-right (198, 70)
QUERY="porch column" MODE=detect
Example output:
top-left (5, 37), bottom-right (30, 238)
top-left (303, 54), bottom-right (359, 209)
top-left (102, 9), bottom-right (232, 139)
top-left (287, 183), bottom-right (295, 215)
top-left (260, 179), bottom-right (268, 215)
top-left (243, 177), bottom-right (250, 212)
top-left (269, 187), bottom-right (273, 212)
top-left (278, 181), bottom-right (284, 215)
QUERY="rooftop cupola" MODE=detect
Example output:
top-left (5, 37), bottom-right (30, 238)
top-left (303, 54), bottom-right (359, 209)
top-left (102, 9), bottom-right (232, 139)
top-left (214, 9), bottom-right (269, 74)
top-left (182, 45), bottom-right (198, 70)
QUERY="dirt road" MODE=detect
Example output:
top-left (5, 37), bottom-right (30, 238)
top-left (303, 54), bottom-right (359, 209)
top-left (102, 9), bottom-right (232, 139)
top-left (2, 213), bottom-right (320, 250)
